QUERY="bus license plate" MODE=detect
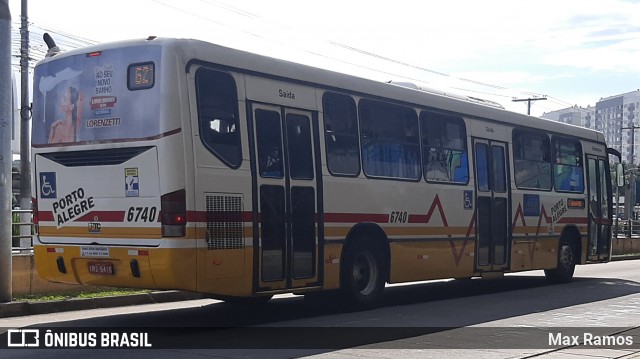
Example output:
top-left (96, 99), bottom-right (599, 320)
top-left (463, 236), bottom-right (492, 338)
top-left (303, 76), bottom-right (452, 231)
top-left (88, 262), bottom-right (114, 275)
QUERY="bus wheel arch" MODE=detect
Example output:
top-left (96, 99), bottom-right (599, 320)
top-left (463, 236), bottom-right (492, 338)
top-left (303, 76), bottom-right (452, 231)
top-left (544, 226), bottom-right (580, 284)
top-left (339, 223), bottom-right (390, 309)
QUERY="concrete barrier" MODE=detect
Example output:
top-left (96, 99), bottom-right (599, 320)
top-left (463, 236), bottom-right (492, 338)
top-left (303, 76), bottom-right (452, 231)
top-left (11, 253), bottom-right (93, 297)
top-left (612, 237), bottom-right (640, 255)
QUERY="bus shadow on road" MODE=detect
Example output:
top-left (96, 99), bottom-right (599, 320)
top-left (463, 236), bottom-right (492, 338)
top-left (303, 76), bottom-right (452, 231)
top-left (376, 274), bottom-right (640, 326)
top-left (39, 273), bottom-right (640, 328)
top-left (17, 274), bottom-right (640, 353)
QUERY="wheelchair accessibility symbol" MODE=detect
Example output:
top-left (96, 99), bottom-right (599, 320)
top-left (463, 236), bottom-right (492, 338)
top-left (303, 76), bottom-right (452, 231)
top-left (40, 172), bottom-right (57, 199)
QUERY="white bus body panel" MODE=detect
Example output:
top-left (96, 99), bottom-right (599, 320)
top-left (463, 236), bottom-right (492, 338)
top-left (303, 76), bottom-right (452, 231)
top-left (34, 147), bottom-right (162, 246)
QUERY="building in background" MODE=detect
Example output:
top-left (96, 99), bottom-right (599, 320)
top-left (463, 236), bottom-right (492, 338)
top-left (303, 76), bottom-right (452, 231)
top-left (542, 105), bottom-right (595, 128)
top-left (599, 90), bottom-right (640, 165)
top-left (542, 90), bottom-right (640, 218)
top-left (595, 95), bottom-right (624, 162)
top-left (542, 90), bottom-right (640, 166)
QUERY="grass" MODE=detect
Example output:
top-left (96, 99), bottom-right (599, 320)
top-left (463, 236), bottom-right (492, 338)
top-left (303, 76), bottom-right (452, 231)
top-left (11, 212), bottom-right (19, 236)
top-left (14, 288), bottom-right (153, 302)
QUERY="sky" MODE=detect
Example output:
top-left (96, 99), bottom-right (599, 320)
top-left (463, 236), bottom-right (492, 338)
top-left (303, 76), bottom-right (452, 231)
top-left (7, 0), bottom-right (640, 117)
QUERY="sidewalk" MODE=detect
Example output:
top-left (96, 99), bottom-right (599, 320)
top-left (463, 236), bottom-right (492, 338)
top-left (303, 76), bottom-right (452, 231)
top-left (0, 290), bottom-right (205, 318)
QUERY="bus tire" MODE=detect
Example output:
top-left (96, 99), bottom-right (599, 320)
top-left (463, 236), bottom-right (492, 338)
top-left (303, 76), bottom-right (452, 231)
top-left (544, 240), bottom-right (576, 284)
top-left (340, 239), bottom-right (385, 309)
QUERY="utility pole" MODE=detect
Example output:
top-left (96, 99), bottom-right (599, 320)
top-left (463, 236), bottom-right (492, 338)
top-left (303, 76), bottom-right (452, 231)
top-left (19, 0), bottom-right (31, 248)
top-left (622, 125), bottom-right (639, 236)
top-left (0, 0), bottom-right (13, 303)
top-left (512, 96), bottom-right (547, 115)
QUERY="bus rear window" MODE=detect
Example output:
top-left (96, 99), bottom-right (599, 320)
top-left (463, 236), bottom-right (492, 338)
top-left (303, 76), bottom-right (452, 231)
top-left (31, 45), bottom-right (163, 146)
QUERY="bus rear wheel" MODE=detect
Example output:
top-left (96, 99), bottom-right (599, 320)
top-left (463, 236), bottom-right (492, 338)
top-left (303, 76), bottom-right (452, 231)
top-left (544, 241), bottom-right (576, 284)
top-left (340, 240), bottom-right (385, 309)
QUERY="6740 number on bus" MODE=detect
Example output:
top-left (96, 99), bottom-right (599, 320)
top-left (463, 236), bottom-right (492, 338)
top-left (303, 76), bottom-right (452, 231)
top-left (126, 207), bottom-right (157, 222)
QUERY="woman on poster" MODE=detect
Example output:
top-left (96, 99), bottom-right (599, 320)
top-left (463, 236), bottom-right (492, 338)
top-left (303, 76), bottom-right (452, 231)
top-left (48, 86), bottom-right (83, 143)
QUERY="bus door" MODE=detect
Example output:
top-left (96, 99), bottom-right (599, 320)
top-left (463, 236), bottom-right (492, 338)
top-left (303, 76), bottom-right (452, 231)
top-left (473, 139), bottom-right (511, 271)
top-left (586, 156), bottom-right (612, 261)
top-left (250, 103), bottom-right (322, 292)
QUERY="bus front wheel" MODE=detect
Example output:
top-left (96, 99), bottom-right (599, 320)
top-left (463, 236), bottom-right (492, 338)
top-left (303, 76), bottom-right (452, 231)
top-left (544, 241), bottom-right (576, 283)
top-left (340, 239), bottom-right (385, 309)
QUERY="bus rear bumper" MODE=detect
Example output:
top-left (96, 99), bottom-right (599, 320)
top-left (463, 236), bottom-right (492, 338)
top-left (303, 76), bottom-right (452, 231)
top-left (34, 245), bottom-right (197, 291)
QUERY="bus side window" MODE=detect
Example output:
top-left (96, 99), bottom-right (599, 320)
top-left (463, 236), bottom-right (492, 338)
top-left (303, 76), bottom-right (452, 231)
top-left (553, 137), bottom-right (584, 193)
top-left (421, 111), bottom-right (468, 184)
top-left (322, 92), bottom-right (360, 176)
top-left (256, 109), bottom-right (284, 178)
top-left (359, 99), bottom-right (420, 180)
top-left (195, 68), bottom-right (242, 168)
top-left (513, 130), bottom-right (551, 190)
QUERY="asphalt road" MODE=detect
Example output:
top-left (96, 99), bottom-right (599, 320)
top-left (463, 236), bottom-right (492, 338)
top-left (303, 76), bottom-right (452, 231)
top-left (0, 259), bottom-right (639, 358)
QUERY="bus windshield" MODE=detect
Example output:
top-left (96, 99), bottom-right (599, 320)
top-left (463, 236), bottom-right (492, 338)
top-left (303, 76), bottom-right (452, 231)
top-left (32, 45), bottom-right (163, 146)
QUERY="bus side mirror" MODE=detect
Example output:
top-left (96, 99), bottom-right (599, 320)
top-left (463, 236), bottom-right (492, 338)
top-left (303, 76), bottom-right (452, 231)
top-left (617, 163), bottom-right (625, 187)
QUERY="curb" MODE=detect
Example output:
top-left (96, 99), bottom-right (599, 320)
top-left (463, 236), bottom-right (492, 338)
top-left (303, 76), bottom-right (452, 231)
top-left (611, 255), bottom-right (640, 261)
top-left (0, 291), bottom-right (206, 319)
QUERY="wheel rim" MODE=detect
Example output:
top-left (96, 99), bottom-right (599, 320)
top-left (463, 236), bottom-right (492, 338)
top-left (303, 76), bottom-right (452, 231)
top-left (560, 245), bottom-right (574, 269)
top-left (351, 251), bottom-right (379, 295)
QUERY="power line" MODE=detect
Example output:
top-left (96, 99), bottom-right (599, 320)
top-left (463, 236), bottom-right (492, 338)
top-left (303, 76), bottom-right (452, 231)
top-left (185, 0), bottom-right (571, 113)
top-left (10, 20), bottom-right (98, 69)
top-left (512, 96), bottom-right (548, 115)
top-left (15, 2), bottom-right (577, 116)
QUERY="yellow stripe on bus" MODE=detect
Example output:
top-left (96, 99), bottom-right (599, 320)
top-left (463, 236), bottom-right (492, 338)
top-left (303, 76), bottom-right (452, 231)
top-left (39, 226), bottom-right (161, 238)
top-left (38, 226), bottom-right (256, 240)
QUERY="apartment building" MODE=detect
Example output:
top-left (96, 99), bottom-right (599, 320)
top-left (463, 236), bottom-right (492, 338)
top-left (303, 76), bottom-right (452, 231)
top-left (542, 90), bottom-right (640, 165)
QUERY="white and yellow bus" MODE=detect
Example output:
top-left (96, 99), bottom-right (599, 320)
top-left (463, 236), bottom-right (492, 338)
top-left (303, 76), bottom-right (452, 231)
top-left (32, 37), bottom-right (620, 308)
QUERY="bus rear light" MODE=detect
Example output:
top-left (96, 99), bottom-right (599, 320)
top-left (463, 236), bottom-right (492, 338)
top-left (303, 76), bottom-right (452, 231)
top-left (164, 214), bottom-right (186, 225)
top-left (161, 189), bottom-right (186, 237)
top-left (127, 250), bottom-right (149, 256)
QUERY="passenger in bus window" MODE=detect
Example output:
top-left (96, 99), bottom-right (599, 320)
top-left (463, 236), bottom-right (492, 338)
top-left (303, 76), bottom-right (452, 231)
top-left (425, 148), bottom-right (449, 181)
top-left (555, 164), bottom-right (584, 192)
top-left (557, 165), bottom-right (573, 191)
top-left (452, 151), bottom-right (469, 183)
top-left (48, 86), bottom-right (83, 143)
top-left (403, 119), bottom-right (420, 179)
